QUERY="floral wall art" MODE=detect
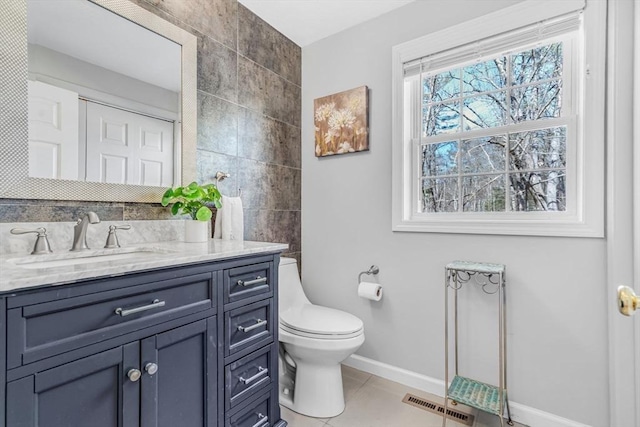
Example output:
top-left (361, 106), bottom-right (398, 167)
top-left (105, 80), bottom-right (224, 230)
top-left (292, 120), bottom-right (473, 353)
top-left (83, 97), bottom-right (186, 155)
top-left (314, 86), bottom-right (369, 157)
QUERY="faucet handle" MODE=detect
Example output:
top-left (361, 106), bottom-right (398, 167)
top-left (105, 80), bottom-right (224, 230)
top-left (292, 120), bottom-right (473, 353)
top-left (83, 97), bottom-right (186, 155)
top-left (104, 224), bottom-right (131, 249)
top-left (10, 227), bottom-right (53, 255)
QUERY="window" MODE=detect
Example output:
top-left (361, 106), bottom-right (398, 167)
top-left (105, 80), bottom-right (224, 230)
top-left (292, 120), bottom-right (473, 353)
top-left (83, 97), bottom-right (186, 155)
top-left (417, 39), bottom-right (571, 214)
top-left (391, 0), bottom-right (605, 237)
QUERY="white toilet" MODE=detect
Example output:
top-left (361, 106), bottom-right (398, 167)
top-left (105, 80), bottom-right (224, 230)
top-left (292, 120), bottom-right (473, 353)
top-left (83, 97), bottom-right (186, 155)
top-left (278, 257), bottom-right (365, 418)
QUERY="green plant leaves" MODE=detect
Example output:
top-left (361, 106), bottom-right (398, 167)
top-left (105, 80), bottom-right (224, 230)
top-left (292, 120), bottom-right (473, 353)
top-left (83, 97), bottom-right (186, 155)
top-left (161, 181), bottom-right (222, 221)
top-left (182, 181), bottom-right (201, 199)
top-left (161, 188), bottom-right (174, 206)
top-left (195, 206), bottom-right (213, 221)
top-left (170, 201), bottom-right (183, 216)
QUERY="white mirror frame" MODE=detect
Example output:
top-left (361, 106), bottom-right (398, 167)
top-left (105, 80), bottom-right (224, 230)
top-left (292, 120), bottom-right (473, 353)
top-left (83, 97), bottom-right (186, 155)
top-left (0, 0), bottom-right (197, 203)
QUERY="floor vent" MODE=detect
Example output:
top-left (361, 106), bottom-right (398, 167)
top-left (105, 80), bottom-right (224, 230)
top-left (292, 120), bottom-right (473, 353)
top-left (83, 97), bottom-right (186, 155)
top-left (402, 393), bottom-right (475, 426)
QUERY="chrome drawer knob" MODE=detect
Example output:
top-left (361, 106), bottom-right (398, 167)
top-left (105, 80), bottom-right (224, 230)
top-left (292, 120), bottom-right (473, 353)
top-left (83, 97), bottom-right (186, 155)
top-left (251, 413), bottom-right (268, 427)
top-left (237, 319), bottom-right (268, 333)
top-left (114, 299), bottom-right (165, 317)
top-left (239, 366), bottom-right (268, 385)
top-left (145, 363), bottom-right (158, 375)
top-left (237, 276), bottom-right (268, 287)
top-left (127, 368), bottom-right (142, 382)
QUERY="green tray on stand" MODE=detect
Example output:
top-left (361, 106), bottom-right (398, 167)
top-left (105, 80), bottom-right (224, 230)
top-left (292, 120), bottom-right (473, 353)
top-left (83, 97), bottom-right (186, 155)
top-left (448, 375), bottom-right (506, 416)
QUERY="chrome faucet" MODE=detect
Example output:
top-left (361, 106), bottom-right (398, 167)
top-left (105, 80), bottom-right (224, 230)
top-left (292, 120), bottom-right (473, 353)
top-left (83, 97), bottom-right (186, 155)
top-left (70, 211), bottom-right (100, 251)
top-left (10, 227), bottom-right (53, 255)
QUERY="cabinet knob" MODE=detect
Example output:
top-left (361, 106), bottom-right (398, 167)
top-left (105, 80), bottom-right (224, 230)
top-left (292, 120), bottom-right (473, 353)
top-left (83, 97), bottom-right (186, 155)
top-left (145, 363), bottom-right (158, 375)
top-left (127, 368), bottom-right (142, 382)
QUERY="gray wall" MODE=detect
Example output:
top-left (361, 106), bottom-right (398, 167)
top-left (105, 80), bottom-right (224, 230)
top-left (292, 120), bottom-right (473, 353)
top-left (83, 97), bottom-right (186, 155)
top-left (29, 43), bottom-right (180, 115)
top-left (302, 1), bottom-right (609, 425)
top-left (0, 0), bottom-right (302, 262)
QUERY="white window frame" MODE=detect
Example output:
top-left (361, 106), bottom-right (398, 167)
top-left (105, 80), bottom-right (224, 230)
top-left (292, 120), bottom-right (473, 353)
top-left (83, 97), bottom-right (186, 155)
top-left (391, 0), bottom-right (606, 237)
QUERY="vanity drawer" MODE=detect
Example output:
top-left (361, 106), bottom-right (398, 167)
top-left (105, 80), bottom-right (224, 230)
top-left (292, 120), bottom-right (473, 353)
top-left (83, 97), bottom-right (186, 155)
top-left (224, 262), bottom-right (272, 305)
top-left (226, 390), bottom-right (272, 427)
top-left (225, 299), bottom-right (273, 357)
top-left (226, 344), bottom-right (273, 410)
top-left (7, 272), bottom-right (215, 368)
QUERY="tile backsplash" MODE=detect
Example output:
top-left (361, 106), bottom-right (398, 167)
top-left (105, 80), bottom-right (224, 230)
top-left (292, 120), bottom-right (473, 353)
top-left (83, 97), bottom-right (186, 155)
top-left (0, 0), bottom-right (301, 263)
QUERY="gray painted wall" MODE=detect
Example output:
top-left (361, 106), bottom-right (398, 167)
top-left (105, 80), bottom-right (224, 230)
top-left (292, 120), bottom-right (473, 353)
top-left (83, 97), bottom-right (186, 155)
top-left (0, 0), bottom-right (302, 262)
top-left (301, 1), bottom-right (609, 425)
top-left (28, 43), bottom-right (180, 115)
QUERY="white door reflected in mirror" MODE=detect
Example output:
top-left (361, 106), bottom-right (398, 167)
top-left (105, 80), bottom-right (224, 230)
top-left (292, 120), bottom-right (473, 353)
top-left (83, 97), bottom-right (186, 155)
top-left (83, 101), bottom-right (174, 186)
top-left (28, 80), bottom-right (79, 180)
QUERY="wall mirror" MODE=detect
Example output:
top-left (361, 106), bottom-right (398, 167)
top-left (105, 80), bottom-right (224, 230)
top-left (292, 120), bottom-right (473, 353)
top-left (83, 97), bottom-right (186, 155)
top-left (0, 0), bottom-right (196, 203)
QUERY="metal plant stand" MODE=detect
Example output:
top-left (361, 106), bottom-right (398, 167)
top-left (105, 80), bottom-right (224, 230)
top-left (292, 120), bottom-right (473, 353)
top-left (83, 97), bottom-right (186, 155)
top-left (443, 261), bottom-right (513, 427)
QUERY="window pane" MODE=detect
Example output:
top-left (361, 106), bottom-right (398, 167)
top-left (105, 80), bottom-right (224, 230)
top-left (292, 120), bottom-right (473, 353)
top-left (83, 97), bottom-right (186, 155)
top-left (422, 177), bottom-right (459, 212)
top-left (461, 136), bottom-right (506, 174)
top-left (511, 43), bottom-right (563, 85)
top-left (462, 174), bottom-right (505, 212)
top-left (422, 141), bottom-right (458, 176)
top-left (509, 127), bottom-right (566, 171)
top-left (462, 58), bottom-right (507, 95)
top-left (511, 80), bottom-right (562, 122)
top-left (424, 69), bottom-right (461, 102)
top-left (462, 91), bottom-right (508, 130)
top-left (424, 101), bottom-right (460, 135)
top-left (509, 170), bottom-right (566, 211)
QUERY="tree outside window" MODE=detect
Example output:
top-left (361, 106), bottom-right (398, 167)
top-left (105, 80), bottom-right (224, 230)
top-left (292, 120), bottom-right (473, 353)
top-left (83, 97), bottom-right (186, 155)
top-left (420, 42), bottom-right (567, 213)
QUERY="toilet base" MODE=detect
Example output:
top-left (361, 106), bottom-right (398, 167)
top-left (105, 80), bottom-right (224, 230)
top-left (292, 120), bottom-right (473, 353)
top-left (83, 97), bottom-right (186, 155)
top-left (277, 315), bottom-right (365, 419)
top-left (281, 360), bottom-right (346, 418)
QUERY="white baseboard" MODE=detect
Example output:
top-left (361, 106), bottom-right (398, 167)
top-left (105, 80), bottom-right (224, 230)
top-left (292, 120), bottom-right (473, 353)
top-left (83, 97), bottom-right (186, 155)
top-left (343, 354), bottom-right (592, 427)
top-left (507, 402), bottom-right (592, 427)
top-left (344, 354), bottom-right (446, 396)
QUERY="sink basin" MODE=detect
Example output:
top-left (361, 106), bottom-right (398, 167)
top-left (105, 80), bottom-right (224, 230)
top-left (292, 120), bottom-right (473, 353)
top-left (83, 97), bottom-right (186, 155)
top-left (7, 247), bottom-right (174, 270)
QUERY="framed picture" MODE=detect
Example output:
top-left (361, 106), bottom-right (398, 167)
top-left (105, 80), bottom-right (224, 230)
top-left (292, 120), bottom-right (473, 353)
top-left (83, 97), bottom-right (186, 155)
top-left (314, 85), bottom-right (369, 157)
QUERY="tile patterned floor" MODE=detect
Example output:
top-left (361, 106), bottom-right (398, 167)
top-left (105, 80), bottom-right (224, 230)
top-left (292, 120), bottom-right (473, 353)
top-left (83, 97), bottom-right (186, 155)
top-left (280, 365), bottom-right (527, 427)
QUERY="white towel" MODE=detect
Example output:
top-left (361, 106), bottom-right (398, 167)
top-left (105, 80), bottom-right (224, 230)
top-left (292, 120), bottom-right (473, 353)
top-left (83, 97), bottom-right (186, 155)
top-left (213, 195), bottom-right (244, 241)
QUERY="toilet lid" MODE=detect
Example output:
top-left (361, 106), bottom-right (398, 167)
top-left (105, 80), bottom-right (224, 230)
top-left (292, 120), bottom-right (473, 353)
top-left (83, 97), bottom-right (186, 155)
top-left (280, 304), bottom-right (363, 337)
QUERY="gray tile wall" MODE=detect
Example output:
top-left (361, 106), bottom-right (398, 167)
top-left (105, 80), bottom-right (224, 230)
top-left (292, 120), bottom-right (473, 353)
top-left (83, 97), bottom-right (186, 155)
top-left (0, 0), bottom-right (301, 263)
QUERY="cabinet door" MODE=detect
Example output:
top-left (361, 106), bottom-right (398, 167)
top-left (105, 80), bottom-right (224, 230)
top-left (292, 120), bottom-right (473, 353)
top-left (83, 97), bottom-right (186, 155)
top-left (140, 318), bottom-right (217, 427)
top-left (7, 342), bottom-right (140, 427)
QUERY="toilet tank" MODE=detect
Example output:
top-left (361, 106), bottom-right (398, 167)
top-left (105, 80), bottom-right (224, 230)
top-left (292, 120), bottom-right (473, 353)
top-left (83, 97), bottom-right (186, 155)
top-left (278, 257), bottom-right (310, 312)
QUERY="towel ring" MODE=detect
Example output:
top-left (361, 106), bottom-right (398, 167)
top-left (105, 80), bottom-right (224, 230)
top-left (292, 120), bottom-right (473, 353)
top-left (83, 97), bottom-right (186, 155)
top-left (215, 171), bottom-right (230, 183)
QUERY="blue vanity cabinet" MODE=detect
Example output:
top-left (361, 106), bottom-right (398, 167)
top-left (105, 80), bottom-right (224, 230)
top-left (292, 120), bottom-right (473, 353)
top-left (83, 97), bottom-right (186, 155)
top-left (7, 319), bottom-right (218, 427)
top-left (0, 252), bottom-right (286, 427)
top-left (140, 318), bottom-right (218, 427)
top-left (7, 342), bottom-right (142, 427)
top-left (222, 257), bottom-right (285, 427)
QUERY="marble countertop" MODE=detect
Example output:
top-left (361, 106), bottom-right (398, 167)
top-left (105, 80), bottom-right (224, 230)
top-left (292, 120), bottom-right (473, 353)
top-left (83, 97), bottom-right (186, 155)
top-left (0, 239), bottom-right (288, 294)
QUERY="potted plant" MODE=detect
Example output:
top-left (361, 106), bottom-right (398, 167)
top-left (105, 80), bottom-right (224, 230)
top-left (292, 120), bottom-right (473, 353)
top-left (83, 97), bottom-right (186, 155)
top-left (161, 181), bottom-right (222, 242)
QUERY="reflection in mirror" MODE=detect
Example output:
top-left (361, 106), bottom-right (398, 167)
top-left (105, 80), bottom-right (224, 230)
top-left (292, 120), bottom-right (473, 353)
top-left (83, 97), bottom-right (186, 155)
top-left (27, 0), bottom-right (181, 187)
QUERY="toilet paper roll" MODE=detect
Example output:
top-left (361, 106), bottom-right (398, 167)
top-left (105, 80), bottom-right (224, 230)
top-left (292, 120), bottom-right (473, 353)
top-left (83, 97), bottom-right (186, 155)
top-left (358, 281), bottom-right (383, 301)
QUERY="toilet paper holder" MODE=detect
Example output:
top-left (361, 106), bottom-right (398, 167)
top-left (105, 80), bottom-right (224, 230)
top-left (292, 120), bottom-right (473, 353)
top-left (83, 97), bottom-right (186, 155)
top-left (358, 265), bottom-right (380, 283)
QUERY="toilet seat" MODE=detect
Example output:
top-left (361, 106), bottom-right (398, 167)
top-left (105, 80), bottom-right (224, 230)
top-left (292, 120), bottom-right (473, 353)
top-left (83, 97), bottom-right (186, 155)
top-left (280, 304), bottom-right (364, 340)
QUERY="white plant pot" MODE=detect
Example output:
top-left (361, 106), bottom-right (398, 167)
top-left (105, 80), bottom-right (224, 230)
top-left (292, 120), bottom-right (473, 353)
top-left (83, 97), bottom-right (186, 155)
top-left (184, 220), bottom-right (209, 243)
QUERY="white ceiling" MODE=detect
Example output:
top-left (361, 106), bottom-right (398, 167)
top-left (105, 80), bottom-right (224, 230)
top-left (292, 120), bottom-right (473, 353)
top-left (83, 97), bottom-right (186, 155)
top-left (238, 0), bottom-right (416, 47)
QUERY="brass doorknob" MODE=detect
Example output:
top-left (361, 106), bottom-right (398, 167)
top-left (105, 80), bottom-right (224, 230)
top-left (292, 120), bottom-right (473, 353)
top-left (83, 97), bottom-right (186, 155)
top-left (617, 286), bottom-right (639, 316)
